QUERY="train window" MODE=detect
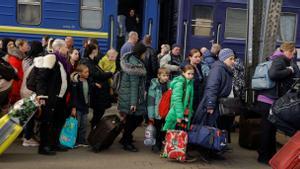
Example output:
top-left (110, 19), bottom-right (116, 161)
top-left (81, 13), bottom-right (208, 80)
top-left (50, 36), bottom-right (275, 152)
top-left (225, 8), bottom-right (247, 39)
top-left (17, 0), bottom-right (41, 25)
top-left (191, 6), bottom-right (213, 37)
top-left (278, 13), bottom-right (297, 42)
top-left (80, 0), bottom-right (103, 29)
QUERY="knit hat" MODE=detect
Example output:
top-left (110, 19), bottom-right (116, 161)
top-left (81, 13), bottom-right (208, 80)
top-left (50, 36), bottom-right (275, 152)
top-left (218, 48), bottom-right (234, 62)
top-left (171, 43), bottom-right (181, 49)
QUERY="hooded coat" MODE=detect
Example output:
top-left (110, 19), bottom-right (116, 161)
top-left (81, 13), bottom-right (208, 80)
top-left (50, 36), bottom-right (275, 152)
top-left (194, 61), bottom-right (233, 126)
top-left (163, 75), bottom-right (194, 131)
top-left (118, 53), bottom-right (147, 116)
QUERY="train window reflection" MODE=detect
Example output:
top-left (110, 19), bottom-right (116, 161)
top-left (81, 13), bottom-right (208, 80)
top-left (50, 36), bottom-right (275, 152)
top-left (80, 0), bottom-right (103, 29)
top-left (225, 8), bottom-right (247, 39)
top-left (17, 0), bottom-right (41, 25)
top-left (278, 13), bottom-right (297, 42)
top-left (191, 5), bottom-right (213, 37)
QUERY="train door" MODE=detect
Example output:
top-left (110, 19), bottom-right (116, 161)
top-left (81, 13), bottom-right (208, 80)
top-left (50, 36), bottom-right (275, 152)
top-left (214, 2), bottom-right (247, 59)
top-left (186, 0), bottom-right (216, 51)
top-left (143, 0), bottom-right (159, 48)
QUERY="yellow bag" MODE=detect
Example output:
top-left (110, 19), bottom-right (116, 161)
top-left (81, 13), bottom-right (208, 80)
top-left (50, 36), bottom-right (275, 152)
top-left (0, 114), bottom-right (23, 155)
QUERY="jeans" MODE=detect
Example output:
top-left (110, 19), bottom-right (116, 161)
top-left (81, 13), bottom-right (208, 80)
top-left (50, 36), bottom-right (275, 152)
top-left (76, 111), bottom-right (88, 144)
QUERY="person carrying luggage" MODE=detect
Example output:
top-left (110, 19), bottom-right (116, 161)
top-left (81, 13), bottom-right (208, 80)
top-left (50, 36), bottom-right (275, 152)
top-left (255, 42), bottom-right (300, 164)
top-left (193, 48), bottom-right (235, 161)
top-left (147, 67), bottom-right (170, 152)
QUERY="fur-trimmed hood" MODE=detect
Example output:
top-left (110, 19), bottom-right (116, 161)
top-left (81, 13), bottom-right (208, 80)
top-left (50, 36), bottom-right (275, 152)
top-left (120, 53), bottom-right (146, 76)
top-left (8, 47), bottom-right (26, 60)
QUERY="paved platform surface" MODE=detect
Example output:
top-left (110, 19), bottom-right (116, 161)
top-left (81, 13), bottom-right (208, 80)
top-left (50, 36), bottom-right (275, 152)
top-left (0, 106), bottom-right (271, 169)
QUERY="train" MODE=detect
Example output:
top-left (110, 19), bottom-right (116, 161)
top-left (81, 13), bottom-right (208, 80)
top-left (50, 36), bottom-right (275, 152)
top-left (0, 0), bottom-right (299, 62)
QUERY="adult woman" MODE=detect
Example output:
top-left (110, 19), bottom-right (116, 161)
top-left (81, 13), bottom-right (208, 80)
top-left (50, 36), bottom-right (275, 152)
top-left (68, 48), bottom-right (80, 73)
top-left (118, 42), bottom-right (147, 152)
top-left (181, 48), bottom-right (209, 111)
top-left (80, 44), bottom-right (113, 128)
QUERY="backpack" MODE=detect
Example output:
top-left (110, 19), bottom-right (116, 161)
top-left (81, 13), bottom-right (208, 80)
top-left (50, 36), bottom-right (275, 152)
top-left (112, 71), bottom-right (122, 94)
top-left (158, 79), bottom-right (187, 119)
top-left (0, 57), bottom-right (18, 81)
top-left (251, 61), bottom-right (275, 90)
top-left (158, 89), bottom-right (172, 119)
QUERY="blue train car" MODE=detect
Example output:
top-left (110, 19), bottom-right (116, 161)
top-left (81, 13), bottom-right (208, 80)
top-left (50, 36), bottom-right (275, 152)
top-left (173, 0), bottom-right (300, 59)
top-left (0, 0), bottom-right (118, 53)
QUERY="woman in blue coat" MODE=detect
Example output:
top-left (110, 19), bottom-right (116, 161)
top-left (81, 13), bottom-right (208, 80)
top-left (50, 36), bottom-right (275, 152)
top-left (194, 48), bottom-right (235, 128)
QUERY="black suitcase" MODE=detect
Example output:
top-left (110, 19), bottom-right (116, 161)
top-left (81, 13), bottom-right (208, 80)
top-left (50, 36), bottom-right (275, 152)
top-left (239, 114), bottom-right (261, 150)
top-left (88, 115), bottom-right (123, 152)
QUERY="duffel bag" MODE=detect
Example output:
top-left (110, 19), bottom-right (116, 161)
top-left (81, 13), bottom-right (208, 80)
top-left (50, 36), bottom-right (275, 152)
top-left (188, 125), bottom-right (227, 152)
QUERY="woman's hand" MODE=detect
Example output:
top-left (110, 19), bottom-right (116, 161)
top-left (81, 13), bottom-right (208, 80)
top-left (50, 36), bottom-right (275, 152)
top-left (207, 108), bottom-right (214, 114)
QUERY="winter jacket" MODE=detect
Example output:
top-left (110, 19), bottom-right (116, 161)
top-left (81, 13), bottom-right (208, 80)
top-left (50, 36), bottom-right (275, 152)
top-left (98, 54), bottom-right (116, 73)
top-left (160, 53), bottom-right (182, 78)
top-left (257, 53), bottom-right (299, 104)
top-left (180, 60), bottom-right (210, 111)
top-left (163, 75), bottom-right (194, 131)
top-left (33, 54), bottom-right (68, 121)
top-left (203, 51), bottom-right (218, 68)
top-left (7, 48), bottom-right (26, 103)
top-left (147, 78), bottom-right (170, 120)
top-left (80, 57), bottom-right (113, 109)
top-left (70, 72), bottom-right (89, 114)
top-left (194, 61), bottom-right (233, 126)
top-left (143, 46), bottom-right (158, 90)
top-left (118, 53), bottom-right (147, 116)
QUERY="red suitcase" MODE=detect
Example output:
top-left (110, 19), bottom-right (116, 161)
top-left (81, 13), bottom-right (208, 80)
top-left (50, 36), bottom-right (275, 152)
top-left (269, 131), bottom-right (300, 169)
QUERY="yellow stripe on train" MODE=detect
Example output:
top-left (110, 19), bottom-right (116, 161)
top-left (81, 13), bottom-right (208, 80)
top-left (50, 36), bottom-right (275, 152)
top-left (0, 26), bottom-right (108, 39)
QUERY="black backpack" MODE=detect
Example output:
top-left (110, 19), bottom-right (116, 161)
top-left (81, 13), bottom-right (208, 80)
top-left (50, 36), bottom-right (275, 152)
top-left (0, 57), bottom-right (18, 81)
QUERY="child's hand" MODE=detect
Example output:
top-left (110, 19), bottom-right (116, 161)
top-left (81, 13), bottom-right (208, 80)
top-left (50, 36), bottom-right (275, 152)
top-left (177, 118), bottom-right (182, 123)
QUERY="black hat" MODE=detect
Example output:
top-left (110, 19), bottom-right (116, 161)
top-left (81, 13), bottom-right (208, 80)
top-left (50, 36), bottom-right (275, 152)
top-left (28, 41), bottom-right (44, 58)
top-left (133, 42), bottom-right (147, 57)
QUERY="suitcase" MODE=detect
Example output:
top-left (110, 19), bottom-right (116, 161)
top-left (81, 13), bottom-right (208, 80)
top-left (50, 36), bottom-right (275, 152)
top-left (161, 130), bottom-right (188, 162)
top-left (0, 114), bottom-right (23, 155)
top-left (239, 114), bottom-right (261, 150)
top-left (269, 131), bottom-right (300, 169)
top-left (88, 115), bottom-right (123, 152)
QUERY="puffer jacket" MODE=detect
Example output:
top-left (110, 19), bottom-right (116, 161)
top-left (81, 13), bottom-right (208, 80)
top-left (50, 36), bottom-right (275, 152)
top-left (147, 78), bottom-right (169, 120)
top-left (163, 75), bottom-right (194, 131)
top-left (194, 61), bottom-right (233, 126)
top-left (118, 53), bottom-right (147, 116)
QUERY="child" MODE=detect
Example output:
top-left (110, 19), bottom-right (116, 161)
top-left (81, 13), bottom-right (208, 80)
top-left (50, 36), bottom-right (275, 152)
top-left (147, 67), bottom-right (170, 152)
top-left (70, 64), bottom-right (90, 147)
top-left (98, 48), bottom-right (118, 74)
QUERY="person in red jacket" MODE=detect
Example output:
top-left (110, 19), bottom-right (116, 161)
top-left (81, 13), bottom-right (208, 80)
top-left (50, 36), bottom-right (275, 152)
top-left (7, 39), bottom-right (30, 104)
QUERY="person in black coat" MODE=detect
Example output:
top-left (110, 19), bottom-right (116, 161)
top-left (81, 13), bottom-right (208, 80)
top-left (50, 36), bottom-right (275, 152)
top-left (80, 43), bottom-right (113, 128)
top-left (125, 9), bottom-right (139, 33)
top-left (256, 42), bottom-right (300, 164)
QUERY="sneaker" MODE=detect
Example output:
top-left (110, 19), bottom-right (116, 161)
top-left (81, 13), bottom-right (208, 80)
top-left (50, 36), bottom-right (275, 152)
top-left (22, 138), bottom-right (39, 147)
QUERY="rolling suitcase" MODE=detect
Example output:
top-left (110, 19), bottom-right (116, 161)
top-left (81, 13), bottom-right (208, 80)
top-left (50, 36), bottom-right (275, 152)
top-left (0, 95), bottom-right (38, 155)
top-left (0, 115), bottom-right (23, 155)
top-left (239, 114), bottom-right (261, 150)
top-left (269, 131), bottom-right (300, 169)
top-left (88, 115), bottom-right (123, 152)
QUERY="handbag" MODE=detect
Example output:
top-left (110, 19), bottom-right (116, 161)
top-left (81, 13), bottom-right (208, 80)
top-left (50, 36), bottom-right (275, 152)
top-left (59, 117), bottom-right (78, 148)
top-left (218, 97), bottom-right (242, 116)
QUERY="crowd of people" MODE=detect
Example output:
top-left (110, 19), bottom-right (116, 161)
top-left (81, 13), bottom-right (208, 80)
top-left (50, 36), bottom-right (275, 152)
top-left (0, 30), bottom-right (299, 166)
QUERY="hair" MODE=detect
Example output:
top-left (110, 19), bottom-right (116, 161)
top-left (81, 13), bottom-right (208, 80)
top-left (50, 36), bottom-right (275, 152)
top-left (2, 38), bottom-right (15, 53)
top-left (188, 48), bottom-right (202, 58)
top-left (43, 35), bottom-right (50, 42)
top-left (27, 41), bottom-right (43, 58)
top-left (280, 42), bottom-right (295, 52)
top-left (182, 64), bottom-right (194, 73)
top-left (107, 48), bottom-right (118, 56)
top-left (129, 31), bottom-right (138, 39)
top-left (47, 38), bottom-right (55, 53)
top-left (15, 39), bottom-right (28, 48)
top-left (88, 38), bottom-right (98, 46)
top-left (161, 44), bottom-right (170, 52)
top-left (158, 67), bottom-right (170, 75)
top-left (143, 35), bottom-right (152, 45)
top-left (132, 42), bottom-right (147, 57)
top-left (76, 64), bottom-right (89, 73)
top-left (84, 43), bottom-right (97, 58)
top-left (52, 39), bottom-right (66, 52)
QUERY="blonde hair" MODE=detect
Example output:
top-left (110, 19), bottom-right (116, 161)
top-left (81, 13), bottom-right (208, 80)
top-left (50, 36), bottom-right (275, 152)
top-left (107, 48), bottom-right (118, 57)
top-left (15, 39), bottom-right (28, 48)
top-left (158, 67), bottom-right (170, 75)
top-left (280, 42), bottom-right (295, 52)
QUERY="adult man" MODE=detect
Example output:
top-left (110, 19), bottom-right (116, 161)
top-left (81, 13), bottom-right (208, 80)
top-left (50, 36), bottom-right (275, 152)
top-left (203, 43), bottom-right (221, 68)
top-left (65, 36), bottom-right (74, 51)
top-left (160, 44), bottom-right (182, 78)
top-left (143, 35), bottom-right (158, 90)
top-left (33, 39), bottom-right (69, 155)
